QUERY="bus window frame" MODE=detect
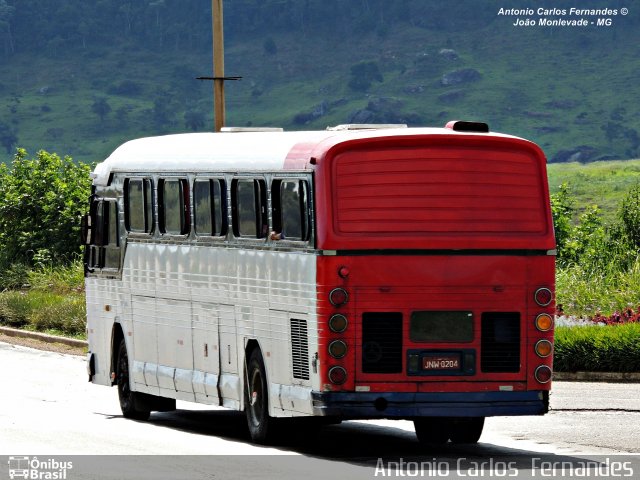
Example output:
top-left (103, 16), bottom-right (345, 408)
top-left (158, 177), bottom-right (191, 237)
top-left (193, 177), bottom-right (228, 238)
top-left (85, 197), bottom-right (121, 272)
top-left (271, 178), bottom-right (311, 243)
top-left (124, 177), bottom-right (154, 235)
top-left (231, 177), bottom-right (268, 240)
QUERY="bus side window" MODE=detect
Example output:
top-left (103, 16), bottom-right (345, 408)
top-left (272, 179), bottom-right (310, 241)
top-left (194, 178), bottom-right (227, 237)
top-left (159, 178), bottom-right (190, 235)
top-left (125, 178), bottom-right (153, 233)
top-left (86, 199), bottom-right (120, 270)
top-left (232, 178), bottom-right (267, 239)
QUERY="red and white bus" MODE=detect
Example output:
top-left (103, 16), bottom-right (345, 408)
top-left (84, 121), bottom-right (555, 444)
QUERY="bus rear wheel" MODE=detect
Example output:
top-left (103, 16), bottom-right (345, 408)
top-left (413, 417), bottom-right (451, 444)
top-left (245, 349), bottom-right (274, 444)
top-left (449, 417), bottom-right (484, 444)
top-left (116, 339), bottom-right (150, 421)
top-left (414, 417), bottom-right (484, 445)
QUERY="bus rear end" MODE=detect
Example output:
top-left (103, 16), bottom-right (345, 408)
top-left (312, 125), bottom-right (555, 443)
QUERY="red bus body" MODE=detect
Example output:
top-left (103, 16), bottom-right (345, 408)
top-left (307, 129), bottom-right (555, 418)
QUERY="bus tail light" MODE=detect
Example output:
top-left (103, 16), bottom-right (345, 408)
top-left (535, 313), bottom-right (553, 331)
top-left (328, 366), bottom-right (347, 385)
top-left (329, 288), bottom-right (349, 307)
top-left (329, 314), bottom-right (348, 333)
top-left (534, 287), bottom-right (553, 307)
top-left (535, 365), bottom-right (552, 384)
top-left (328, 340), bottom-right (347, 359)
top-left (535, 339), bottom-right (553, 358)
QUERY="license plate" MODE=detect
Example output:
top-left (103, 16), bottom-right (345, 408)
top-left (422, 354), bottom-right (461, 371)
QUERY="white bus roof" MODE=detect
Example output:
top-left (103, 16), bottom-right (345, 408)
top-left (91, 127), bottom-right (522, 186)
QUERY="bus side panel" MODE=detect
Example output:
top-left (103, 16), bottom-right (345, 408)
top-left (86, 277), bottom-right (119, 386)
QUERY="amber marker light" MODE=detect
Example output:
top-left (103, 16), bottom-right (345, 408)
top-left (535, 313), bottom-right (554, 332)
top-left (329, 314), bottom-right (348, 333)
top-left (328, 340), bottom-right (347, 359)
top-left (535, 339), bottom-right (553, 358)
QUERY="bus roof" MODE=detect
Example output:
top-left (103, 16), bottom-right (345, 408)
top-left (91, 126), bottom-right (532, 186)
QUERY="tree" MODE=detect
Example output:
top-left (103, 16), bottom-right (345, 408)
top-left (0, 149), bottom-right (92, 270)
top-left (91, 97), bottom-right (112, 122)
top-left (348, 61), bottom-right (383, 92)
top-left (0, 0), bottom-right (14, 56)
top-left (184, 110), bottom-right (205, 131)
top-left (618, 184), bottom-right (640, 249)
top-left (0, 120), bottom-right (17, 153)
top-left (550, 182), bottom-right (574, 262)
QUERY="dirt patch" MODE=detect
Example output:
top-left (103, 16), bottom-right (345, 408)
top-left (0, 332), bottom-right (86, 357)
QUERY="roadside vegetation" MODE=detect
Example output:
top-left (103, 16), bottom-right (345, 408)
top-left (0, 149), bottom-right (639, 373)
top-left (0, 149), bottom-right (90, 337)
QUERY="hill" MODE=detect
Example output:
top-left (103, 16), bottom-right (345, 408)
top-left (0, 0), bottom-right (639, 164)
top-left (548, 159), bottom-right (640, 224)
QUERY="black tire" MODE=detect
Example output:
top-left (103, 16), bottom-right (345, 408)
top-left (245, 349), bottom-right (274, 444)
top-left (116, 339), bottom-right (151, 421)
top-left (413, 417), bottom-right (452, 444)
top-left (449, 417), bottom-right (484, 444)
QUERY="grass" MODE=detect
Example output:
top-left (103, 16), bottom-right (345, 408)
top-left (547, 159), bottom-right (640, 224)
top-left (2, 12), bottom-right (640, 165)
top-left (554, 323), bottom-right (640, 372)
top-left (0, 261), bottom-right (86, 338)
top-left (556, 259), bottom-right (640, 317)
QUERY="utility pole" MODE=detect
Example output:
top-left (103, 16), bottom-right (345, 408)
top-left (212, 0), bottom-right (225, 132)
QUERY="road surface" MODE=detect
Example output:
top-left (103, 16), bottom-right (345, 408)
top-left (1, 341), bottom-right (638, 479)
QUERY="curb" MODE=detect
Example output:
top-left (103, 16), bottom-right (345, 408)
top-left (0, 326), bottom-right (87, 348)
top-left (554, 371), bottom-right (640, 383)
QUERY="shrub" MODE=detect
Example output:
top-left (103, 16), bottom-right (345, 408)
top-left (0, 149), bottom-right (91, 271)
top-left (554, 324), bottom-right (640, 372)
top-left (0, 291), bottom-right (36, 327)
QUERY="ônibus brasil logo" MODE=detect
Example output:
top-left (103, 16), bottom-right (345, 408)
top-left (7, 457), bottom-right (73, 480)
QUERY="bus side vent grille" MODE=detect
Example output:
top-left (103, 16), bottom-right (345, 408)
top-left (362, 312), bottom-right (403, 373)
top-left (481, 312), bottom-right (521, 373)
top-left (290, 318), bottom-right (310, 380)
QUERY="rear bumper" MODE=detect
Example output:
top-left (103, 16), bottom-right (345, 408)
top-left (311, 390), bottom-right (549, 419)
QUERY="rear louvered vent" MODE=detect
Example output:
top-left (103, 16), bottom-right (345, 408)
top-left (290, 318), bottom-right (310, 380)
top-left (362, 312), bottom-right (403, 373)
top-left (481, 312), bottom-right (521, 372)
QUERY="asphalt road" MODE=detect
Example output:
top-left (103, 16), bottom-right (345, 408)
top-left (1, 341), bottom-right (639, 480)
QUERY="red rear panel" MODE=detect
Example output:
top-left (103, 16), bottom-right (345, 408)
top-left (314, 132), bottom-right (555, 400)
top-left (314, 134), bottom-right (555, 251)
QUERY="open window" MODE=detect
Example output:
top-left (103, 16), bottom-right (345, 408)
top-left (271, 179), bottom-right (311, 241)
top-left (231, 178), bottom-right (268, 239)
top-left (84, 198), bottom-right (121, 272)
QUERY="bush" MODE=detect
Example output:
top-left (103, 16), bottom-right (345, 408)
top-left (0, 149), bottom-right (92, 271)
top-left (554, 324), bottom-right (640, 372)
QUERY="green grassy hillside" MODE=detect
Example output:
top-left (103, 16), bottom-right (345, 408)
top-left (0, 1), bottom-right (639, 165)
top-left (548, 159), bottom-right (640, 223)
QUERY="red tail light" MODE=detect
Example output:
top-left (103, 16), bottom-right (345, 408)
top-left (328, 366), bottom-right (347, 385)
top-left (329, 288), bottom-right (349, 307)
top-left (534, 287), bottom-right (553, 307)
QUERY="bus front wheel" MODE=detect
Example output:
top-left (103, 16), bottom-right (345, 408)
top-left (116, 339), bottom-right (151, 421)
top-left (245, 349), bottom-right (274, 444)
